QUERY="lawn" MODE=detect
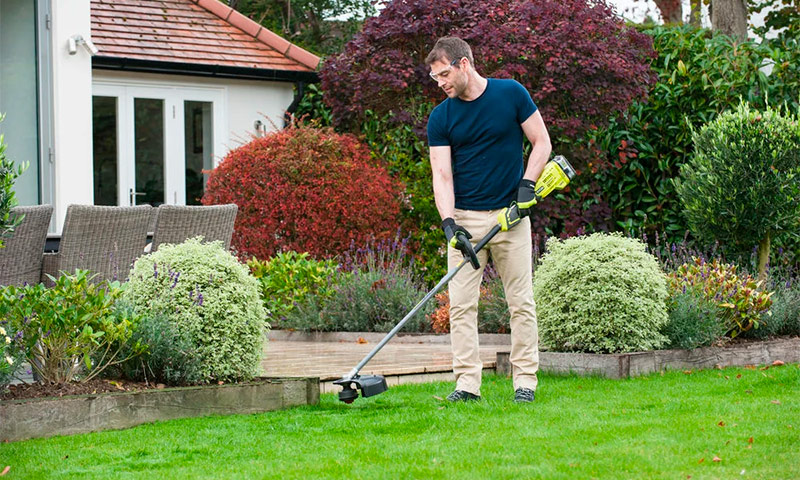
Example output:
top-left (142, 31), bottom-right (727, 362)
top-left (1, 365), bottom-right (798, 479)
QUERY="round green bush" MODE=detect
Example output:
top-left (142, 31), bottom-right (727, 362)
top-left (125, 238), bottom-right (267, 383)
top-left (533, 232), bottom-right (668, 353)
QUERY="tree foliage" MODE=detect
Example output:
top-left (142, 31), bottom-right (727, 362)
top-left (675, 102), bottom-right (800, 279)
top-left (225, 0), bottom-right (376, 55)
top-left (586, 26), bottom-right (773, 239)
top-left (321, 0), bottom-right (656, 142)
top-left (0, 114), bottom-right (27, 248)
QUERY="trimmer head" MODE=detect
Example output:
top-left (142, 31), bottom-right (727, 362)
top-left (333, 375), bottom-right (388, 404)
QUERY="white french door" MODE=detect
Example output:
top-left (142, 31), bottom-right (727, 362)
top-left (91, 82), bottom-right (225, 207)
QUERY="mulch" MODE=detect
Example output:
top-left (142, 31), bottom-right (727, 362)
top-left (1, 378), bottom-right (163, 402)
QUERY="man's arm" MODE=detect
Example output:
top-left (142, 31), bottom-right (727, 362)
top-left (520, 110), bottom-right (552, 182)
top-left (429, 145), bottom-right (455, 220)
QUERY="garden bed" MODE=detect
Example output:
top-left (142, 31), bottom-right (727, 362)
top-left (0, 376), bottom-right (319, 442)
top-left (497, 337), bottom-right (800, 379)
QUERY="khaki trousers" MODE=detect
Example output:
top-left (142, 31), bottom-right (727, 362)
top-left (448, 208), bottom-right (539, 395)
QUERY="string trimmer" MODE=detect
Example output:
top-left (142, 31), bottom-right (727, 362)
top-left (333, 155), bottom-right (576, 403)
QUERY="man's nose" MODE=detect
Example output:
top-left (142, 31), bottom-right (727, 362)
top-left (437, 77), bottom-right (446, 88)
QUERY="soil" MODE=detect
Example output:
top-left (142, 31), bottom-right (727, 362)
top-left (1, 378), bottom-right (163, 402)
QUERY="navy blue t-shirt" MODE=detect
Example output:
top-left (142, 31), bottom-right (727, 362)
top-left (427, 78), bottom-right (537, 210)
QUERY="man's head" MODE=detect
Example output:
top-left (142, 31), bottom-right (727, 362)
top-left (426, 37), bottom-right (475, 99)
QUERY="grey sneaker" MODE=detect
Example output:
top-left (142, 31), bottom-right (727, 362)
top-left (446, 390), bottom-right (481, 402)
top-left (514, 387), bottom-right (535, 403)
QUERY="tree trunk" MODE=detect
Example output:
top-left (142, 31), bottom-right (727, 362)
top-left (711, 0), bottom-right (749, 40)
top-left (757, 233), bottom-right (770, 285)
top-left (653, 0), bottom-right (683, 24)
top-left (689, 0), bottom-right (702, 26)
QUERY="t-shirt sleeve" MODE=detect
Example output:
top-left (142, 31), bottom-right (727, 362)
top-left (427, 107), bottom-right (450, 147)
top-left (514, 81), bottom-right (538, 124)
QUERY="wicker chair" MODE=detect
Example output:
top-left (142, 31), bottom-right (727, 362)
top-left (41, 205), bottom-right (153, 285)
top-left (150, 204), bottom-right (238, 252)
top-left (0, 205), bottom-right (53, 286)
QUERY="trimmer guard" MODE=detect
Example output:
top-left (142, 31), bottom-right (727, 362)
top-left (333, 375), bottom-right (388, 403)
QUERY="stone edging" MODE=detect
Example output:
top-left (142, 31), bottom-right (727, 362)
top-left (0, 377), bottom-right (319, 443)
top-left (268, 329), bottom-right (511, 345)
top-left (496, 337), bottom-right (800, 379)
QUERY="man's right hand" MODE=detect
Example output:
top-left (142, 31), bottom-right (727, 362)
top-left (441, 218), bottom-right (480, 269)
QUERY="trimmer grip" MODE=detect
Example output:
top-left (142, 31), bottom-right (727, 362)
top-left (456, 231), bottom-right (481, 270)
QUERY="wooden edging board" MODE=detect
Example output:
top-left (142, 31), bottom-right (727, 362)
top-left (496, 337), bottom-right (800, 379)
top-left (0, 377), bottom-right (319, 443)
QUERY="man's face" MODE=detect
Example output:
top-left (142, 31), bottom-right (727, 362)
top-left (429, 57), bottom-right (466, 99)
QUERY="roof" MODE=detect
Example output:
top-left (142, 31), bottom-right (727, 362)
top-left (90, 0), bottom-right (320, 82)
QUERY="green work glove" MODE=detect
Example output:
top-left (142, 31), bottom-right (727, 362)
top-left (516, 178), bottom-right (538, 217)
top-left (441, 218), bottom-right (480, 269)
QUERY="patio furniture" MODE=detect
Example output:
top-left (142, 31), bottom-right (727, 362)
top-left (41, 205), bottom-right (153, 285)
top-left (150, 204), bottom-right (238, 252)
top-left (0, 205), bottom-right (53, 286)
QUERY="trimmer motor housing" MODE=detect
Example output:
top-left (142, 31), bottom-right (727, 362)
top-left (333, 375), bottom-right (388, 404)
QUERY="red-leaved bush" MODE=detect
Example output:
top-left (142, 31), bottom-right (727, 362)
top-left (321, 0), bottom-right (656, 140)
top-left (202, 125), bottom-right (403, 259)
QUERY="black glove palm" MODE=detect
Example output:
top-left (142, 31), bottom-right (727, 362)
top-left (441, 218), bottom-right (480, 269)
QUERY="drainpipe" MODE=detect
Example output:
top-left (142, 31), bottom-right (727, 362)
top-left (283, 81), bottom-right (306, 128)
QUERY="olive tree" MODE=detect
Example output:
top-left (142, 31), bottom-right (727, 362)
top-left (675, 102), bottom-right (800, 280)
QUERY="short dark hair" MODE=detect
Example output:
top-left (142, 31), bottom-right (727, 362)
top-left (425, 37), bottom-right (474, 67)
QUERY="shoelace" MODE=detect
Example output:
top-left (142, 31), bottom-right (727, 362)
top-left (515, 388), bottom-right (535, 402)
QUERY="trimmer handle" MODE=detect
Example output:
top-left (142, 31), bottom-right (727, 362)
top-left (456, 231), bottom-right (481, 270)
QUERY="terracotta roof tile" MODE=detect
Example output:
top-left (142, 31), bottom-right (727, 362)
top-left (90, 0), bottom-right (319, 73)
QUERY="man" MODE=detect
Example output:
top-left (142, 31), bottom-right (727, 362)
top-left (426, 36), bottom-right (552, 403)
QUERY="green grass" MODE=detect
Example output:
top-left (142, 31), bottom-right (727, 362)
top-left (2, 365), bottom-right (799, 479)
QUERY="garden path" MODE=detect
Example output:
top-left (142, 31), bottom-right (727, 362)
top-left (260, 336), bottom-right (507, 394)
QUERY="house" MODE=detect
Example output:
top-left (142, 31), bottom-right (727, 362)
top-left (0, 0), bottom-right (319, 232)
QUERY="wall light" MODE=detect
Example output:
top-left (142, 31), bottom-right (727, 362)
top-left (68, 34), bottom-right (99, 56)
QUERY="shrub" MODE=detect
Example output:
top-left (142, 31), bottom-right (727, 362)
top-left (282, 238), bottom-right (432, 332)
top-left (428, 277), bottom-right (510, 334)
top-left (248, 252), bottom-right (338, 327)
top-left (663, 292), bottom-right (727, 349)
top-left (587, 25), bottom-right (774, 240)
top-left (114, 308), bottom-right (204, 386)
top-left (125, 238), bottom-right (266, 383)
top-left (533, 233), bottom-right (668, 353)
top-left (202, 124), bottom-right (403, 260)
top-left (667, 258), bottom-right (773, 338)
top-left (322, 0), bottom-right (655, 141)
top-left (0, 270), bottom-right (141, 383)
top-left (758, 280), bottom-right (800, 337)
top-left (675, 102), bottom-right (800, 279)
top-left (0, 114), bottom-right (28, 247)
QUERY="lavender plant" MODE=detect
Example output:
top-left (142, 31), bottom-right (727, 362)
top-left (113, 307), bottom-right (203, 386)
top-left (282, 235), bottom-right (433, 332)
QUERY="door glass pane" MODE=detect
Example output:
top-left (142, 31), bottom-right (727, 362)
top-left (92, 96), bottom-right (118, 206)
top-left (184, 101), bottom-right (213, 205)
top-left (134, 98), bottom-right (164, 206)
top-left (0, 0), bottom-right (39, 205)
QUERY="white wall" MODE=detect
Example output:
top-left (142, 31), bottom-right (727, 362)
top-left (50, 0), bottom-right (94, 230)
top-left (92, 70), bottom-right (295, 157)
